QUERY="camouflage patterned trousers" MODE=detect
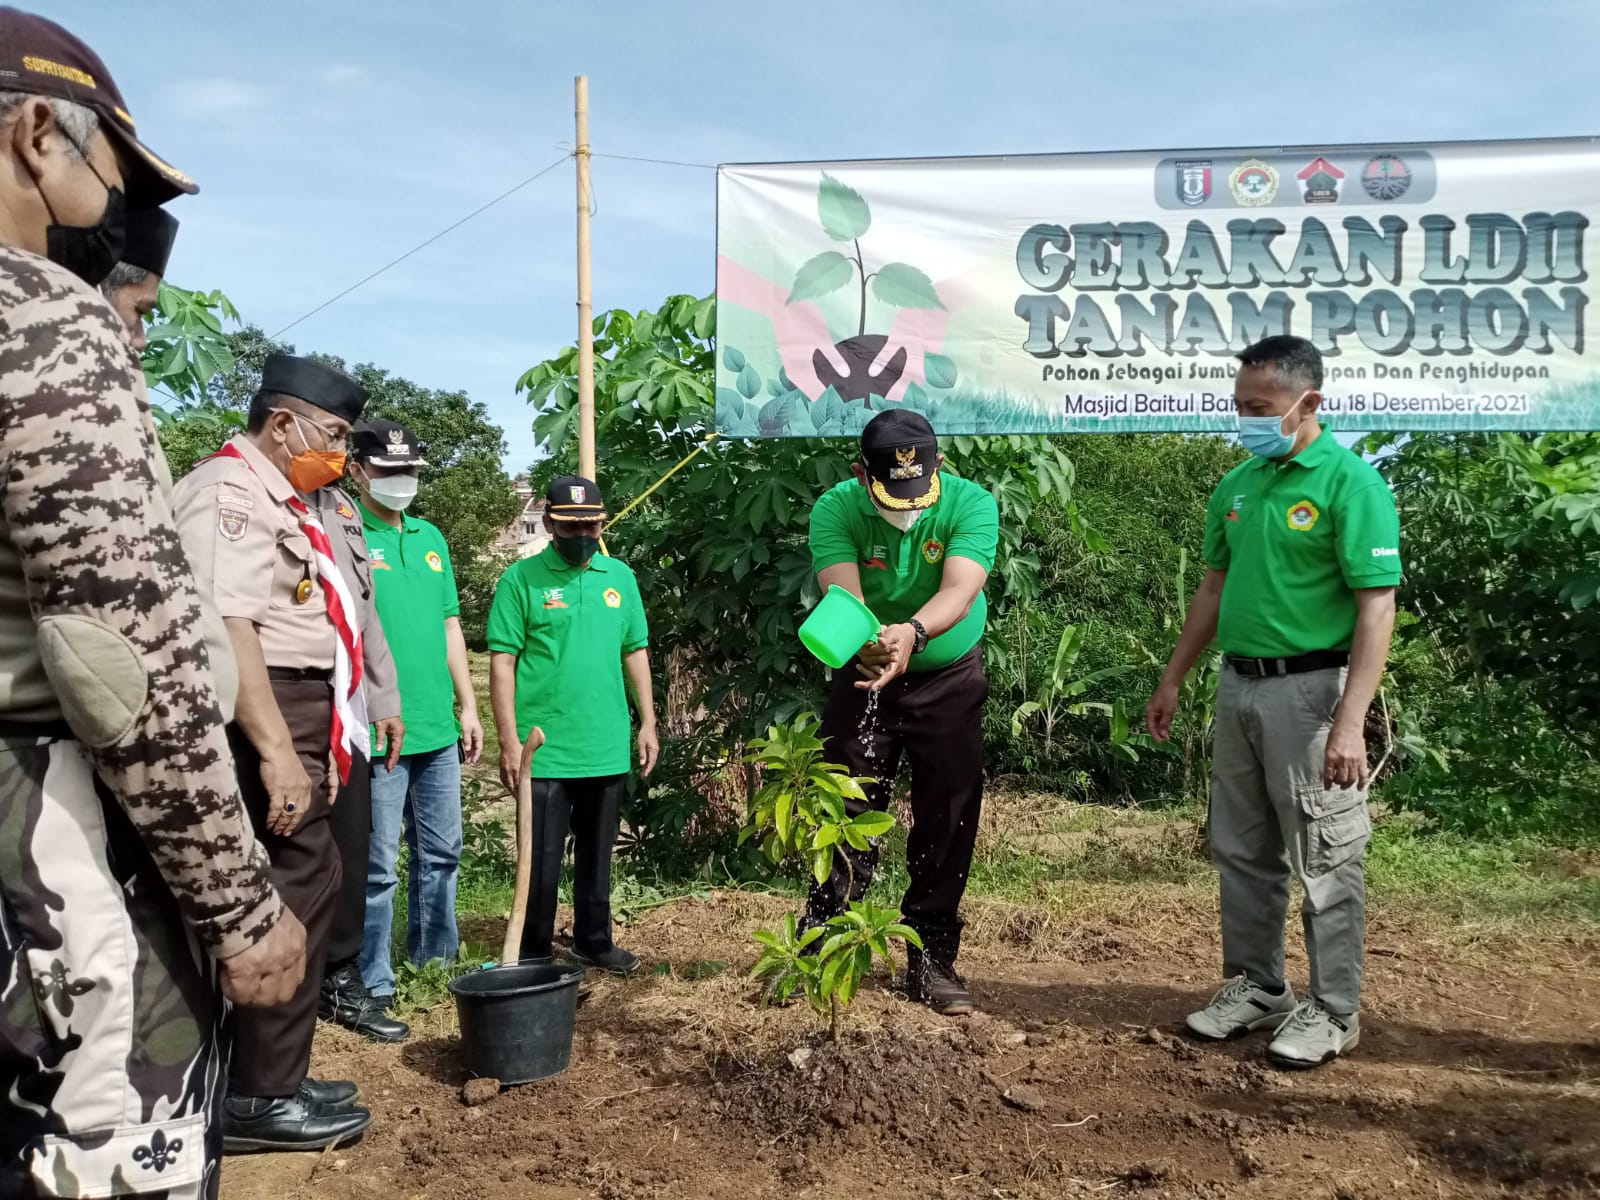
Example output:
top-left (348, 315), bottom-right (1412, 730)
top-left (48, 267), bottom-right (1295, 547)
top-left (0, 728), bottom-right (225, 1199)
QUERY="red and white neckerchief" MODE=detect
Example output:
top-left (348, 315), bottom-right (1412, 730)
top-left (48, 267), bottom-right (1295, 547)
top-left (209, 442), bottom-right (367, 784)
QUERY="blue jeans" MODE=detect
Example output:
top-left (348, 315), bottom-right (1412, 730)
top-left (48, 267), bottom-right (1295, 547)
top-left (361, 745), bottom-right (463, 997)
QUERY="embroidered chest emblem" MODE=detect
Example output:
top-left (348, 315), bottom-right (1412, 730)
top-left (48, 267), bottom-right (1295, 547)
top-left (1286, 500), bottom-right (1320, 531)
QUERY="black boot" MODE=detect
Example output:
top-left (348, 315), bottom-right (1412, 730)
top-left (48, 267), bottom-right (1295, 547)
top-left (567, 944), bottom-right (641, 976)
top-left (318, 960), bottom-right (409, 1043)
top-left (906, 948), bottom-right (976, 1016)
top-left (223, 1092), bottom-right (371, 1153)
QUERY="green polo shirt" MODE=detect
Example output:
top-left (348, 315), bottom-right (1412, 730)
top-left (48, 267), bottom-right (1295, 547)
top-left (485, 546), bottom-right (648, 779)
top-left (809, 472), bottom-right (999, 671)
top-left (1204, 428), bottom-right (1401, 658)
top-left (361, 503), bottom-right (461, 756)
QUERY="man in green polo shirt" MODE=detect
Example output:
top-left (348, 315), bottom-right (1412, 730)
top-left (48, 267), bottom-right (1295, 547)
top-left (1147, 335), bottom-right (1399, 1070)
top-left (342, 421), bottom-right (485, 1007)
top-left (803, 410), bottom-right (999, 1015)
top-left (487, 474), bottom-right (658, 975)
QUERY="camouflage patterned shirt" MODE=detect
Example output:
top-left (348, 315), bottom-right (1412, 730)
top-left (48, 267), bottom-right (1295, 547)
top-left (0, 244), bottom-right (279, 960)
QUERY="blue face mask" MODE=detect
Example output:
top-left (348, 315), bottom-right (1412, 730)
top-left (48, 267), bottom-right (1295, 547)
top-left (1237, 394), bottom-right (1307, 459)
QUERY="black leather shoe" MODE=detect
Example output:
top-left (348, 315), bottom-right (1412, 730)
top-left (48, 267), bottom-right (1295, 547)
top-left (222, 1093), bottom-right (371, 1153)
top-left (906, 950), bottom-right (976, 1016)
top-left (318, 961), bottom-right (410, 1043)
top-left (567, 945), bottom-right (641, 975)
top-left (298, 1077), bottom-right (359, 1107)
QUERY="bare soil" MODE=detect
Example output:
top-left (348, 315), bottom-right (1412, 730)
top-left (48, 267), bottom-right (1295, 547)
top-left (218, 881), bottom-right (1600, 1200)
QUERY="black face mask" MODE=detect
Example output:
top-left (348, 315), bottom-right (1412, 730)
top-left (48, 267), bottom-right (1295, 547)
top-left (553, 533), bottom-right (600, 566)
top-left (41, 146), bottom-right (127, 287)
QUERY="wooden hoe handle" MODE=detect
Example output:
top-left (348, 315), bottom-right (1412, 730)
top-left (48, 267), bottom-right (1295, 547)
top-left (500, 726), bottom-right (546, 964)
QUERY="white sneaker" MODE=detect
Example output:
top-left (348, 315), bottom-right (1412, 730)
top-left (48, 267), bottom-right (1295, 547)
top-left (1267, 1000), bottom-right (1360, 1069)
top-left (1185, 975), bottom-right (1298, 1040)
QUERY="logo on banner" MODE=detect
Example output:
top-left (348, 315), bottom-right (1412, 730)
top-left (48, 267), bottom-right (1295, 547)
top-left (1362, 154), bottom-right (1412, 201)
top-left (1286, 500), bottom-right (1321, 531)
top-left (1175, 159), bottom-right (1212, 207)
top-left (1229, 159), bottom-right (1279, 206)
top-left (1297, 156), bottom-right (1345, 204)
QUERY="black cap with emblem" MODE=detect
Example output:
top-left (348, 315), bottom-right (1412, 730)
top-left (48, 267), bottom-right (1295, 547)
top-left (860, 409), bottom-right (940, 511)
top-left (257, 353), bottom-right (368, 425)
top-left (545, 475), bottom-right (606, 522)
top-left (352, 419), bottom-right (427, 468)
top-left (120, 205), bottom-right (177, 277)
top-left (0, 7), bottom-right (199, 206)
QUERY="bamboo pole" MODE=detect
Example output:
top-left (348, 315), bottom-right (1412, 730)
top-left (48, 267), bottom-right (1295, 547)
top-left (574, 75), bottom-right (596, 482)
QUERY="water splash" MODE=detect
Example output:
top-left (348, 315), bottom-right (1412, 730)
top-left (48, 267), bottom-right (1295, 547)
top-left (859, 688), bottom-right (881, 763)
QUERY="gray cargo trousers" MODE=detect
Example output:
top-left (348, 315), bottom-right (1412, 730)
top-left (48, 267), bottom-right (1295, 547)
top-left (1208, 666), bottom-right (1372, 1016)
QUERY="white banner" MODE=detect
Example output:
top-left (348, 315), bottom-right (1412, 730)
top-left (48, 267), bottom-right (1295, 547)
top-left (715, 138), bottom-right (1598, 437)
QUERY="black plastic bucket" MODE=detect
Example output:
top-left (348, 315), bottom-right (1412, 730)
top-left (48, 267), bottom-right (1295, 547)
top-left (449, 962), bottom-right (584, 1085)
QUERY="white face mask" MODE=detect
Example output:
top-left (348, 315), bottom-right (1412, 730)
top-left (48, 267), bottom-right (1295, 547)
top-left (875, 504), bottom-right (922, 533)
top-left (365, 470), bottom-right (418, 512)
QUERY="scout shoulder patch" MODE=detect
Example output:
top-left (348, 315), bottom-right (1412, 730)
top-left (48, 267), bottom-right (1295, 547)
top-left (425, 550), bottom-right (443, 572)
top-left (921, 537), bottom-right (945, 564)
top-left (604, 587), bottom-right (622, 608)
top-left (1286, 500), bottom-right (1320, 531)
top-left (218, 507), bottom-right (249, 542)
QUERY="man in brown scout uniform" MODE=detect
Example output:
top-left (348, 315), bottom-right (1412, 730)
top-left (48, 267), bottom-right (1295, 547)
top-left (174, 354), bottom-right (403, 1151)
top-left (0, 10), bottom-right (305, 1198)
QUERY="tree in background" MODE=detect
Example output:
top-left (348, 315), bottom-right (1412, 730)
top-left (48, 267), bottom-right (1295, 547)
top-left (144, 306), bottom-right (520, 646)
top-left (1372, 431), bottom-right (1600, 838)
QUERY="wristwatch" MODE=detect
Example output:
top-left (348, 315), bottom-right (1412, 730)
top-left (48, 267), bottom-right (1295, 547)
top-left (908, 618), bottom-right (929, 655)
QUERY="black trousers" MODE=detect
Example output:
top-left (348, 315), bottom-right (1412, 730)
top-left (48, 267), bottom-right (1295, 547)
top-left (805, 648), bottom-right (988, 965)
top-left (326, 758), bottom-right (372, 970)
top-left (226, 681), bottom-right (338, 1098)
top-left (515, 775), bottom-right (625, 961)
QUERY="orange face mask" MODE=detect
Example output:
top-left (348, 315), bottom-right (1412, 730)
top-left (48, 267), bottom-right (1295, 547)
top-left (283, 413), bottom-right (347, 493)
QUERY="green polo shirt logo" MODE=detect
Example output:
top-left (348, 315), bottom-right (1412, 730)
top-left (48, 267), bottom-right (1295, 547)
top-left (1286, 500), bottom-right (1319, 531)
top-left (1204, 427), bottom-right (1401, 659)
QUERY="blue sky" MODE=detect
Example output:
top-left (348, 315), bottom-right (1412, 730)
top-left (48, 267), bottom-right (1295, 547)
top-left (69, 0), bottom-right (1600, 470)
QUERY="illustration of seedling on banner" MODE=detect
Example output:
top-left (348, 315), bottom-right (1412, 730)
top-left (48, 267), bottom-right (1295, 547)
top-left (739, 714), bottom-right (920, 1041)
top-left (785, 174), bottom-right (951, 409)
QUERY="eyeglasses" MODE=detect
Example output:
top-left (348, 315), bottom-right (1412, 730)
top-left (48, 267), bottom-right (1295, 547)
top-left (274, 409), bottom-right (353, 454)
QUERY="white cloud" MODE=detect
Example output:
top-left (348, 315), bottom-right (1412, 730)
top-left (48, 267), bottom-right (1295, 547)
top-left (161, 78), bottom-right (275, 118)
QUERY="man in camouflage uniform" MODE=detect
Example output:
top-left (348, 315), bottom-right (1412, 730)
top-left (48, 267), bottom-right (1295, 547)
top-left (0, 11), bottom-right (305, 1199)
